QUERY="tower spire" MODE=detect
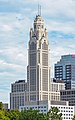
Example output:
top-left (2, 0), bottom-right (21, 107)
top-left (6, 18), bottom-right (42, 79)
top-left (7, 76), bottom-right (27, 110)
top-left (38, 4), bottom-right (41, 16)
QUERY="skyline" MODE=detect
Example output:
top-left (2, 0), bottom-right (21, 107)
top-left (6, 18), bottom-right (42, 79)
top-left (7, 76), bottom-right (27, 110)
top-left (0, 0), bottom-right (75, 103)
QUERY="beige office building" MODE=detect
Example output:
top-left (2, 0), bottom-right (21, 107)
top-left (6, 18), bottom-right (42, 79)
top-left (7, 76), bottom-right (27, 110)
top-left (50, 80), bottom-right (65, 101)
top-left (27, 15), bottom-right (50, 102)
top-left (10, 80), bottom-right (27, 109)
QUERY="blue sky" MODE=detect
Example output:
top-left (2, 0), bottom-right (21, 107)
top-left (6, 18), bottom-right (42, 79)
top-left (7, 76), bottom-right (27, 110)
top-left (0, 0), bottom-right (75, 104)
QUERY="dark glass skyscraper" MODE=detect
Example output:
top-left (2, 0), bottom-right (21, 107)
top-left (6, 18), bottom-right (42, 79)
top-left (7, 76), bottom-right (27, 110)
top-left (55, 55), bottom-right (75, 89)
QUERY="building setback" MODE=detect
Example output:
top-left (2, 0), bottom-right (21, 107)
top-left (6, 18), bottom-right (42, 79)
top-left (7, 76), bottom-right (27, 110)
top-left (55, 55), bottom-right (75, 89)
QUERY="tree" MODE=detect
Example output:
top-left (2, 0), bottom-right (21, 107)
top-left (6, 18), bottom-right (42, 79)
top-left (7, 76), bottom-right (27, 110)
top-left (0, 102), bottom-right (3, 110)
top-left (38, 113), bottom-right (47, 120)
top-left (47, 107), bottom-right (62, 120)
top-left (7, 109), bottom-right (20, 120)
top-left (0, 102), bottom-right (10, 120)
top-left (0, 110), bottom-right (10, 120)
top-left (72, 115), bottom-right (75, 120)
top-left (18, 109), bottom-right (39, 120)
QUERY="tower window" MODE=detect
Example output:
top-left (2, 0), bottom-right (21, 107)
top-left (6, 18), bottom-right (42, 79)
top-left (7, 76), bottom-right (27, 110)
top-left (30, 42), bottom-right (36, 50)
top-left (34, 25), bottom-right (36, 29)
top-left (42, 42), bottom-right (48, 50)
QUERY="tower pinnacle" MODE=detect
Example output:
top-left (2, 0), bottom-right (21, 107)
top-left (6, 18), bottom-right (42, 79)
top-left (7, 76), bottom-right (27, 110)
top-left (38, 4), bottom-right (41, 16)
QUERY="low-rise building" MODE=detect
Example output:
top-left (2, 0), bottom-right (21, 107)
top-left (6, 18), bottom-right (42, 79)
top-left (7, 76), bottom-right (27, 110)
top-left (19, 100), bottom-right (75, 120)
top-left (3, 103), bottom-right (8, 110)
top-left (10, 80), bottom-right (27, 110)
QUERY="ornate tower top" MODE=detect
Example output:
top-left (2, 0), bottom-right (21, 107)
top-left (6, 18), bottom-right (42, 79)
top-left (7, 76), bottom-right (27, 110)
top-left (33, 5), bottom-right (44, 30)
top-left (34, 15), bottom-right (43, 22)
top-left (34, 15), bottom-right (44, 30)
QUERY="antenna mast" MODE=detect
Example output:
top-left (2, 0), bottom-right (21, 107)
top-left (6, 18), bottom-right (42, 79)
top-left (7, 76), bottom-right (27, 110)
top-left (38, 4), bottom-right (41, 16)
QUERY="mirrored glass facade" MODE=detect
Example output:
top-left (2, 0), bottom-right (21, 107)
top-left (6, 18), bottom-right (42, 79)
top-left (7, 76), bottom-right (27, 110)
top-left (55, 55), bottom-right (75, 89)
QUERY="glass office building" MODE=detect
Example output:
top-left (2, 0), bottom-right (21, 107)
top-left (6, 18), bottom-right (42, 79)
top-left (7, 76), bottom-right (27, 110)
top-left (55, 55), bottom-right (75, 89)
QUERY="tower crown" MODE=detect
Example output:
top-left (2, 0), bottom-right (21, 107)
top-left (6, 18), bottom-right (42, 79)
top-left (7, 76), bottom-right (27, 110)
top-left (34, 15), bottom-right (44, 30)
top-left (34, 15), bottom-right (43, 22)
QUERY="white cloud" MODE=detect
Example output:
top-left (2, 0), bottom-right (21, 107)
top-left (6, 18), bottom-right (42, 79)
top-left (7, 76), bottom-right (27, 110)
top-left (39, 0), bottom-right (75, 19)
top-left (45, 20), bottom-right (75, 34)
top-left (0, 92), bottom-right (9, 103)
top-left (0, 71), bottom-right (15, 77)
top-left (1, 24), bottom-right (13, 32)
top-left (0, 60), bottom-right (25, 72)
top-left (0, 47), bottom-right (27, 64)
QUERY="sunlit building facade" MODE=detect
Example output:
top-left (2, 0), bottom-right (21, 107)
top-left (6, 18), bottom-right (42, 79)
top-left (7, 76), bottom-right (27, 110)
top-left (27, 15), bottom-right (50, 102)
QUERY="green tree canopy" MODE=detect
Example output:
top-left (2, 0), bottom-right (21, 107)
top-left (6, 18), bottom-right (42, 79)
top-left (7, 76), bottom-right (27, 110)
top-left (47, 107), bottom-right (62, 120)
top-left (0, 102), bottom-right (63, 120)
top-left (18, 109), bottom-right (39, 120)
top-left (0, 102), bottom-right (3, 110)
top-left (72, 115), bottom-right (75, 120)
top-left (38, 113), bottom-right (47, 120)
top-left (0, 110), bottom-right (10, 120)
top-left (7, 110), bottom-right (20, 120)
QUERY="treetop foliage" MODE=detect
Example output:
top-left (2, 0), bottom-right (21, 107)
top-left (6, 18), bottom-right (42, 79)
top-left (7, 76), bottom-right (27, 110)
top-left (1, 102), bottom-right (75, 120)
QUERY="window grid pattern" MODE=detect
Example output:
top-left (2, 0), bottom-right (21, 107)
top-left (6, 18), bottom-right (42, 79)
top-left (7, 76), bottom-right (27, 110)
top-left (42, 53), bottom-right (48, 66)
top-left (30, 42), bottom-right (36, 50)
top-left (30, 69), bottom-right (36, 91)
top-left (30, 53), bottom-right (36, 66)
top-left (42, 69), bottom-right (48, 91)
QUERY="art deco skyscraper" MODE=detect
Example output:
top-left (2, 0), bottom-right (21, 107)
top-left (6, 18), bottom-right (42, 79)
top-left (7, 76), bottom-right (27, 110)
top-left (27, 15), bottom-right (50, 102)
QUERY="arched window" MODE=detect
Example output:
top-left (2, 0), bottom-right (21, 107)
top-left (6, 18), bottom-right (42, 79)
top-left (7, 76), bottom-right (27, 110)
top-left (30, 42), bottom-right (36, 50)
top-left (42, 41), bottom-right (48, 50)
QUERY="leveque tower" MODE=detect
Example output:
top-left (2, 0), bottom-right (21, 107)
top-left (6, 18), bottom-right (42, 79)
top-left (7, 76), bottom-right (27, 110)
top-left (10, 14), bottom-right (51, 110)
top-left (27, 14), bottom-right (50, 102)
